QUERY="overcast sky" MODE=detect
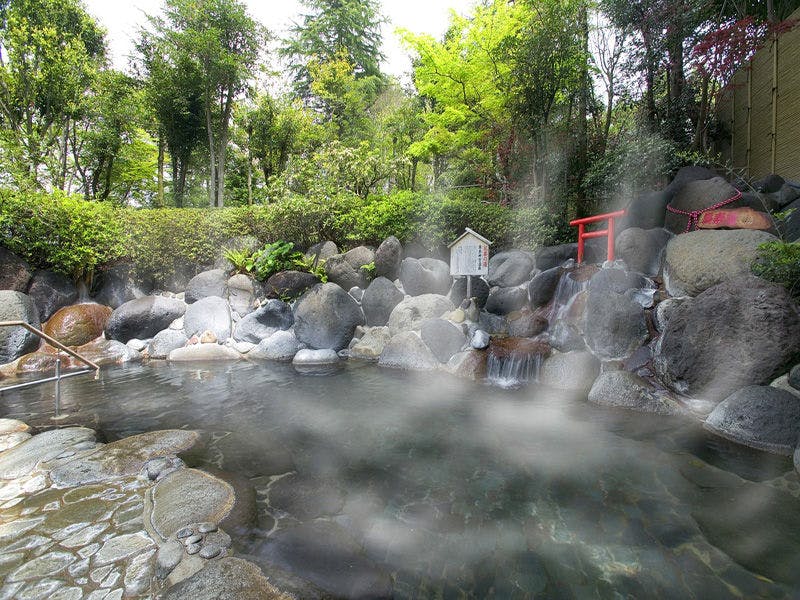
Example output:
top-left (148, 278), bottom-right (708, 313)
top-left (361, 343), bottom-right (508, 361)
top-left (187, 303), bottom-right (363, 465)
top-left (83, 0), bottom-right (475, 82)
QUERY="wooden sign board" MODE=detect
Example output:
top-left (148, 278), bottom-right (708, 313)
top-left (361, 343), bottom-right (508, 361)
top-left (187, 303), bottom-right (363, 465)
top-left (448, 228), bottom-right (491, 276)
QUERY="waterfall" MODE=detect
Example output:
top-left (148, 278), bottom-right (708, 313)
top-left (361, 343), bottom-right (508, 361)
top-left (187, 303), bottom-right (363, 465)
top-left (547, 267), bottom-right (592, 323)
top-left (485, 337), bottom-right (550, 388)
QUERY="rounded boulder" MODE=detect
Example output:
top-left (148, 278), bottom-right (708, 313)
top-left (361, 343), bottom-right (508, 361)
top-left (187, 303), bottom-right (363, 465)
top-left (44, 303), bottom-right (112, 347)
top-left (487, 251), bottom-right (535, 287)
top-left (26, 270), bottom-right (78, 322)
top-left (0, 291), bottom-right (41, 364)
top-left (362, 277), bottom-right (404, 326)
top-left (294, 283), bottom-right (365, 351)
top-left (106, 296), bottom-right (187, 343)
top-left (399, 257), bottom-right (450, 296)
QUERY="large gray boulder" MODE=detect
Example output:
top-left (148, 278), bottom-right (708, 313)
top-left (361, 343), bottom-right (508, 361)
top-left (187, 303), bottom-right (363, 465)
top-left (233, 300), bottom-right (294, 344)
top-left (185, 269), bottom-right (228, 304)
top-left (362, 277), bottom-right (404, 326)
top-left (666, 165), bottom-right (716, 194)
top-left (93, 263), bottom-right (143, 309)
top-left (161, 557), bottom-right (286, 600)
top-left (654, 275), bottom-right (800, 402)
top-left (226, 274), bottom-right (256, 317)
top-left (184, 296), bottom-right (232, 341)
top-left (0, 291), bottom-right (40, 364)
top-left (387, 294), bottom-right (454, 335)
top-left (378, 331), bottom-right (439, 371)
top-left (778, 197), bottom-right (800, 242)
top-left (584, 288), bottom-right (647, 361)
top-left (0, 247), bottom-right (32, 291)
top-left (615, 228), bottom-right (673, 276)
top-left (621, 190), bottom-right (673, 230)
top-left (447, 276), bottom-right (490, 308)
top-left (305, 240), bottom-right (338, 266)
top-left (148, 329), bottom-right (189, 359)
top-left (105, 295), bottom-right (185, 344)
top-left (663, 229), bottom-right (778, 297)
top-left (487, 250), bottom-right (535, 287)
top-left (539, 351), bottom-right (600, 392)
top-left (399, 257), bottom-right (450, 296)
top-left (588, 371), bottom-right (684, 416)
top-left (26, 270), bottom-right (78, 322)
top-left (294, 283), bottom-right (364, 350)
top-left (374, 236), bottom-right (402, 280)
top-left (420, 318), bottom-right (467, 363)
top-left (248, 330), bottom-right (302, 361)
top-left (349, 327), bottom-right (391, 360)
top-left (324, 246), bottom-right (375, 291)
top-left (664, 177), bottom-right (749, 234)
top-left (535, 244), bottom-right (577, 270)
top-left (705, 386), bottom-right (800, 455)
top-left (528, 267), bottom-right (562, 308)
top-left (484, 286), bottom-right (528, 315)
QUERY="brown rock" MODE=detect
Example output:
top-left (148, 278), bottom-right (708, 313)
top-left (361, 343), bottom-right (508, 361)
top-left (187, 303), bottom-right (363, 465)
top-left (44, 303), bottom-right (112, 347)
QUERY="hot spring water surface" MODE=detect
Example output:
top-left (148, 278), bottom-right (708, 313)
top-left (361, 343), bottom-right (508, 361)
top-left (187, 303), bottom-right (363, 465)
top-left (2, 361), bottom-right (799, 598)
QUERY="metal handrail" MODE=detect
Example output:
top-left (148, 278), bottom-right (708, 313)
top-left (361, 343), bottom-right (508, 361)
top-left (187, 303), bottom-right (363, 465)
top-left (0, 320), bottom-right (100, 418)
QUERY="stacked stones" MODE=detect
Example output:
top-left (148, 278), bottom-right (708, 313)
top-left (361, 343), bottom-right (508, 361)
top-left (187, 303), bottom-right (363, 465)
top-left (0, 419), bottom-right (283, 599)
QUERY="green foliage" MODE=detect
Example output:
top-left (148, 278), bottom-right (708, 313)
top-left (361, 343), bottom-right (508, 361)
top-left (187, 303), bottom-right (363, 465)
top-left (0, 190), bottom-right (124, 283)
top-left (222, 247), bottom-right (257, 275)
top-left (751, 241), bottom-right (800, 300)
top-left (250, 241), bottom-right (304, 281)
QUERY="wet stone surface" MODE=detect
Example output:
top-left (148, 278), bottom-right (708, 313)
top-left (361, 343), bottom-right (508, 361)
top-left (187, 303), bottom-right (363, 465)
top-left (0, 421), bottom-right (239, 599)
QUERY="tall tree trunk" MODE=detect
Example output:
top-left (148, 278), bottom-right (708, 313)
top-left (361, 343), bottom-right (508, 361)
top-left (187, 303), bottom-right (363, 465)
top-left (157, 134), bottom-right (164, 208)
top-left (205, 100), bottom-right (216, 208)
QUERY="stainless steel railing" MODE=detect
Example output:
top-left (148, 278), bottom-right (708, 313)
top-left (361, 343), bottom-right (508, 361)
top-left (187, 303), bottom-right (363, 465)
top-left (0, 320), bottom-right (100, 418)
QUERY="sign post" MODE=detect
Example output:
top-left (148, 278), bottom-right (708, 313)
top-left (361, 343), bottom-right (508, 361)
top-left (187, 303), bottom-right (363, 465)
top-left (447, 228), bottom-right (492, 301)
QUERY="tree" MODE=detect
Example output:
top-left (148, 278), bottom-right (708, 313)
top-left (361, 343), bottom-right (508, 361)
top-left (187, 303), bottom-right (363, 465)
top-left (0, 0), bottom-right (105, 188)
top-left (401, 1), bottom-right (526, 196)
top-left (140, 0), bottom-right (264, 208)
top-left (281, 0), bottom-right (385, 100)
top-left (136, 29), bottom-right (205, 207)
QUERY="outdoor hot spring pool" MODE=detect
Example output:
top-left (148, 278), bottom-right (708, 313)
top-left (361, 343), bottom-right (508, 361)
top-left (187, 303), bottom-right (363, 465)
top-left (2, 360), bottom-right (800, 599)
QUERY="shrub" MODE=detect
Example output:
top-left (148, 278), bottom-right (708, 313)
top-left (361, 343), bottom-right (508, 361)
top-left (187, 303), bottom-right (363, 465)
top-left (0, 189), bottom-right (124, 284)
top-left (751, 241), bottom-right (800, 300)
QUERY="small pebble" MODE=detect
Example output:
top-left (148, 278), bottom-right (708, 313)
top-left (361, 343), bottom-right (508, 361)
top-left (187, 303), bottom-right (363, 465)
top-left (176, 527), bottom-right (194, 539)
top-left (184, 534), bottom-right (202, 545)
top-left (198, 544), bottom-right (221, 559)
top-left (186, 543), bottom-right (201, 555)
top-left (197, 522), bottom-right (217, 533)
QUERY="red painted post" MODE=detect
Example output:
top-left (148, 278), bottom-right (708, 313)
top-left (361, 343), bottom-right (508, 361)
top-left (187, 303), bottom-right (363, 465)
top-left (569, 210), bottom-right (626, 264)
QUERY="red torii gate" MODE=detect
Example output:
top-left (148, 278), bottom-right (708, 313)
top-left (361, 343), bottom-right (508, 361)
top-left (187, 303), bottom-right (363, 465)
top-left (569, 210), bottom-right (626, 264)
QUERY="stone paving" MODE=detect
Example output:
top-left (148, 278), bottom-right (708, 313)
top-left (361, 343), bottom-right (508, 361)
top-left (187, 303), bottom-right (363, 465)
top-left (0, 418), bottom-right (282, 599)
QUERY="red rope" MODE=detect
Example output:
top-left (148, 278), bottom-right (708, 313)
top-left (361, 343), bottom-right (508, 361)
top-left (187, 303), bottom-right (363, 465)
top-left (666, 190), bottom-right (742, 233)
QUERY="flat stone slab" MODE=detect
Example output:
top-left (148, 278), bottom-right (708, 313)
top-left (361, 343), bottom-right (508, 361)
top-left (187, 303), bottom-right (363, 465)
top-left (0, 427), bottom-right (95, 480)
top-left (93, 532), bottom-right (155, 567)
top-left (161, 557), bottom-right (288, 600)
top-left (49, 429), bottom-right (199, 486)
top-left (150, 468), bottom-right (235, 540)
top-left (0, 418), bottom-right (30, 434)
top-left (168, 344), bottom-right (241, 362)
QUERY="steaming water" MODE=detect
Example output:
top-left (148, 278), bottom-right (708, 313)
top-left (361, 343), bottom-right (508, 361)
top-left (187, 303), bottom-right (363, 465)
top-left (2, 361), bottom-right (799, 598)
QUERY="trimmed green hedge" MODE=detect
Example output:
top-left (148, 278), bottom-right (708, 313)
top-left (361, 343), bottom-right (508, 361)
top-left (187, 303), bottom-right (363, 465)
top-left (0, 188), bottom-right (567, 288)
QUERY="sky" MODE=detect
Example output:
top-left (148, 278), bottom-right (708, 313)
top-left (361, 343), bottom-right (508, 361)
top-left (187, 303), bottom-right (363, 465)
top-left (83, 0), bottom-right (476, 82)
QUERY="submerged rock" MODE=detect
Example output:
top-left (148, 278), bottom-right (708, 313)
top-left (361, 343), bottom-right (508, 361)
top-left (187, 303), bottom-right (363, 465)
top-left (0, 427), bottom-right (96, 480)
top-left (588, 371), bottom-right (684, 415)
top-left (292, 348), bottom-right (339, 365)
top-left (150, 468), bottom-right (235, 539)
top-left (161, 557), bottom-right (286, 600)
top-left (43, 303), bottom-right (112, 347)
top-left (75, 338), bottom-right (142, 366)
top-left (705, 386), bottom-right (800, 455)
top-left (254, 521), bottom-right (392, 599)
top-left (539, 351), bottom-right (600, 392)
